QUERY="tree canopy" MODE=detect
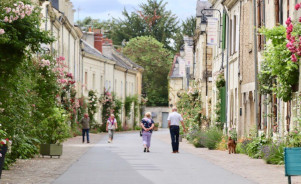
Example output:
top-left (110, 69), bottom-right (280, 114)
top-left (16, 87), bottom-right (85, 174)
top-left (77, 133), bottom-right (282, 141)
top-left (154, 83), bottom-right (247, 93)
top-left (123, 36), bottom-right (173, 106)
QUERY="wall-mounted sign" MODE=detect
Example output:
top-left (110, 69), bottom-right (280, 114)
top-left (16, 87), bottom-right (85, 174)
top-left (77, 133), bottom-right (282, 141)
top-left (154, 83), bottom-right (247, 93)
top-left (207, 17), bottom-right (218, 46)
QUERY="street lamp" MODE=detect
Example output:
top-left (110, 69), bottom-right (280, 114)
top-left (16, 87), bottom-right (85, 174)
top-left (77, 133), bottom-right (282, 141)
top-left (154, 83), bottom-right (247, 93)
top-left (200, 16), bottom-right (207, 33)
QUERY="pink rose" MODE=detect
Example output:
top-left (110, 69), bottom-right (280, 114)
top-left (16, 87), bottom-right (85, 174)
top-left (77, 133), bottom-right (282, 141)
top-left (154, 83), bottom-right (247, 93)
top-left (0, 29), bottom-right (5, 35)
top-left (295, 3), bottom-right (301, 10)
top-left (3, 16), bottom-right (9, 22)
top-left (286, 17), bottom-right (291, 25)
top-left (291, 54), bottom-right (297, 62)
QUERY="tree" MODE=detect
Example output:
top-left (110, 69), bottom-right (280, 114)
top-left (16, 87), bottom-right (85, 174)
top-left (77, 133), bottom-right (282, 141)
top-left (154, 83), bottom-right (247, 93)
top-left (107, 0), bottom-right (180, 51)
top-left (123, 36), bottom-right (173, 106)
top-left (76, 17), bottom-right (111, 32)
top-left (182, 16), bottom-right (196, 37)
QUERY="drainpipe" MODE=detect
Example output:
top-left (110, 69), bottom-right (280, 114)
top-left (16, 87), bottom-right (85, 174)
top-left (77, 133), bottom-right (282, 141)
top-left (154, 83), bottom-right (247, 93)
top-left (253, 0), bottom-right (259, 133)
top-left (45, 5), bottom-right (48, 31)
top-left (221, 5), bottom-right (229, 133)
top-left (74, 39), bottom-right (76, 79)
top-left (68, 32), bottom-right (70, 72)
top-left (205, 32), bottom-right (208, 96)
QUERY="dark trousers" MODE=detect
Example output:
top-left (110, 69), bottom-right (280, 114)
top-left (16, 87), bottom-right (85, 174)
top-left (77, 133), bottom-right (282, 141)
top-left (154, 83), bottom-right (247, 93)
top-left (170, 125), bottom-right (179, 152)
top-left (82, 129), bottom-right (90, 142)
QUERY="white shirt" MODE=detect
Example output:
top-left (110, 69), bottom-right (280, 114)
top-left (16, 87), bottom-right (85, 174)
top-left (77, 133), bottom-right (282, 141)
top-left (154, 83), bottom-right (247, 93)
top-left (167, 112), bottom-right (183, 126)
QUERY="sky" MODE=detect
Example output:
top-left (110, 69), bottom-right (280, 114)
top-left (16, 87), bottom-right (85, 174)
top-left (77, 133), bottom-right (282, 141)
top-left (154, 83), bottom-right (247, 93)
top-left (71, 0), bottom-right (198, 23)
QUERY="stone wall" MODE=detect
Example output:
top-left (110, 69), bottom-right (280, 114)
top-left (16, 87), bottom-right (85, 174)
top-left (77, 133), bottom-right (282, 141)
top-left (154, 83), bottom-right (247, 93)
top-left (144, 107), bottom-right (170, 127)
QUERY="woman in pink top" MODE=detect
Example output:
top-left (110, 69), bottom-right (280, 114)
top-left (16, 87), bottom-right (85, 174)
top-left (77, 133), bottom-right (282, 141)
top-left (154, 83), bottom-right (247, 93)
top-left (106, 114), bottom-right (118, 143)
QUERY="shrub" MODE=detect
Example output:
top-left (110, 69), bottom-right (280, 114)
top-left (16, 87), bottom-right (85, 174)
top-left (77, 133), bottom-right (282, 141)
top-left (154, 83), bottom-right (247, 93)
top-left (246, 135), bottom-right (271, 158)
top-left (216, 136), bottom-right (228, 151)
top-left (261, 142), bottom-right (285, 165)
top-left (204, 126), bottom-right (223, 150)
top-left (236, 139), bottom-right (252, 154)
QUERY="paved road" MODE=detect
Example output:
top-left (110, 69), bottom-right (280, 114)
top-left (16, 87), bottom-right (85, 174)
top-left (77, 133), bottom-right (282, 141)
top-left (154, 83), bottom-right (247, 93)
top-left (53, 130), bottom-right (255, 184)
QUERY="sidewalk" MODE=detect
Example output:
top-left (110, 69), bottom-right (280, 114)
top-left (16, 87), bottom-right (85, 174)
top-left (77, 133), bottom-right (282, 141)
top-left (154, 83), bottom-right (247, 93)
top-left (157, 132), bottom-right (301, 184)
top-left (1, 133), bottom-right (104, 184)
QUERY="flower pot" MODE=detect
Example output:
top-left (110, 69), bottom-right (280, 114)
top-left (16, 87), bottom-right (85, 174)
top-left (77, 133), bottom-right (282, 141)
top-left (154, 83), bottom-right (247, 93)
top-left (153, 126), bottom-right (158, 131)
top-left (40, 144), bottom-right (63, 158)
top-left (0, 145), bottom-right (8, 179)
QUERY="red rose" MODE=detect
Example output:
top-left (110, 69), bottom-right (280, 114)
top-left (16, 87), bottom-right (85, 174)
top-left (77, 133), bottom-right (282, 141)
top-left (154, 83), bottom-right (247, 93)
top-left (0, 141), bottom-right (5, 145)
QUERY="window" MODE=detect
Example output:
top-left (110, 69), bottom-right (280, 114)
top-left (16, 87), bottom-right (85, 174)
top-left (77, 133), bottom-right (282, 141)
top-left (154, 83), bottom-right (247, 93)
top-left (100, 76), bottom-right (103, 94)
top-left (274, 0), bottom-right (283, 25)
top-left (121, 81), bottom-right (123, 98)
top-left (233, 15), bottom-right (237, 53)
top-left (230, 19), bottom-right (232, 55)
top-left (105, 80), bottom-right (108, 91)
top-left (92, 73), bottom-right (95, 90)
top-left (85, 72), bottom-right (88, 89)
top-left (257, 0), bottom-right (265, 50)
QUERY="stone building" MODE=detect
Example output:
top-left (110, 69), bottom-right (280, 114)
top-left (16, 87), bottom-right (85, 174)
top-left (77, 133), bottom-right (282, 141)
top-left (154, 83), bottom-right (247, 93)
top-left (40, 0), bottom-right (143, 129)
top-left (168, 36), bottom-right (194, 110)
top-left (200, 0), bottom-right (301, 138)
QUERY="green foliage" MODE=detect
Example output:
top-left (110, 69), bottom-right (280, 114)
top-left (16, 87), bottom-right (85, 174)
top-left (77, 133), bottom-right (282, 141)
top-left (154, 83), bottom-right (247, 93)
top-left (124, 96), bottom-right (134, 118)
top-left (261, 142), bottom-right (285, 165)
top-left (0, 0), bottom-right (54, 75)
top-left (259, 26), bottom-right (299, 102)
top-left (0, 0), bottom-right (73, 168)
top-left (105, 0), bottom-right (180, 51)
top-left (286, 129), bottom-right (301, 147)
top-left (100, 91), bottom-right (123, 132)
top-left (123, 36), bottom-right (172, 106)
top-left (215, 73), bottom-right (226, 89)
top-left (187, 126), bottom-right (223, 150)
top-left (87, 90), bottom-right (99, 127)
top-left (37, 108), bottom-right (70, 144)
top-left (214, 73), bottom-right (225, 128)
top-left (245, 134), bottom-right (271, 158)
top-left (177, 85), bottom-right (203, 133)
top-left (204, 126), bottom-right (223, 150)
top-left (229, 128), bottom-right (237, 141)
top-left (181, 16), bottom-right (196, 37)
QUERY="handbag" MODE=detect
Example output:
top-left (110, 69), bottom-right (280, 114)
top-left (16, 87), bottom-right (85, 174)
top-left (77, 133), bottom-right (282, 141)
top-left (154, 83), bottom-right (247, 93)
top-left (140, 130), bottom-right (142, 137)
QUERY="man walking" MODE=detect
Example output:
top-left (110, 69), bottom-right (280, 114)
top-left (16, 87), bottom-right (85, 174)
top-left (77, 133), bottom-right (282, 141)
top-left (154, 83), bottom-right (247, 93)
top-left (80, 113), bottom-right (90, 143)
top-left (167, 107), bottom-right (187, 153)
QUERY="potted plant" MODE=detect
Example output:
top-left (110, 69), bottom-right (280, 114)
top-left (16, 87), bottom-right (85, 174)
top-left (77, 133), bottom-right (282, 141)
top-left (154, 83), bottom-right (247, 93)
top-left (39, 108), bottom-right (70, 158)
top-left (154, 123), bottom-right (159, 131)
top-left (0, 129), bottom-right (10, 179)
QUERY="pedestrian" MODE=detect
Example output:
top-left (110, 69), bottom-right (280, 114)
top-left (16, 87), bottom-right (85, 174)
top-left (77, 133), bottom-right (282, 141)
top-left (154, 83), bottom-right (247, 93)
top-left (167, 107), bottom-right (187, 153)
top-left (141, 112), bottom-right (154, 153)
top-left (106, 114), bottom-right (118, 143)
top-left (80, 113), bottom-right (90, 143)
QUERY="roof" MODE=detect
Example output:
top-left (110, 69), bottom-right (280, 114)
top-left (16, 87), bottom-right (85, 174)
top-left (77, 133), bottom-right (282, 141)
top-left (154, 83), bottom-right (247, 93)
top-left (113, 48), bottom-right (143, 70)
top-left (81, 40), bottom-right (108, 60)
top-left (196, 1), bottom-right (212, 17)
top-left (112, 53), bottom-right (132, 70)
top-left (169, 55), bottom-right (184, 79)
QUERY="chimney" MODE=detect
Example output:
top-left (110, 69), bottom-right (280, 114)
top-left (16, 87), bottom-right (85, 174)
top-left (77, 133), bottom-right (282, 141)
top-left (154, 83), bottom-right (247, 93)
top-left (101, 38), bottom-right (114, 58)
top-left (94, 29), bottom-right (103, 53)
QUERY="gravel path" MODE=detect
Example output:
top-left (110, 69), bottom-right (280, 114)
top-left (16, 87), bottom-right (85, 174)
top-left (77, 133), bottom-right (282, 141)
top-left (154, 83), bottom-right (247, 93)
top-left (1, 133), bottom-right (104, 184)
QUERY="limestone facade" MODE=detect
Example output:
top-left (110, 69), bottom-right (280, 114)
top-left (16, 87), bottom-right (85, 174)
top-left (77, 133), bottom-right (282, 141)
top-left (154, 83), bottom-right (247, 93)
top-left (40, 0), bottom-right (143, 129)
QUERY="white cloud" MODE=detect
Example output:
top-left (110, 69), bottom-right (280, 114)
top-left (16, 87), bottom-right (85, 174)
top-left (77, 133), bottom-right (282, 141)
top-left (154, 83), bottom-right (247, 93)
top-left (77, 10), bottom-right (123, 21)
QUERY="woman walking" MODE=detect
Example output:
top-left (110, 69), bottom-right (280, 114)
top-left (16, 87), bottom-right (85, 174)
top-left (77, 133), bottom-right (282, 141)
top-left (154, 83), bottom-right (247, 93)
top-left (141, 112), bottom-right (154, 152)
top-left (106, 114), bottom-right (118, 143)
